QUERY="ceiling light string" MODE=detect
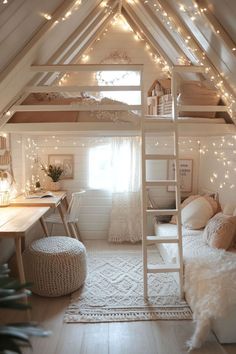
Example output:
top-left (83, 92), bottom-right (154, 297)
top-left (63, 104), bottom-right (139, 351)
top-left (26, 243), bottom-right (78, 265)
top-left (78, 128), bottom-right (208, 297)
top-left (143, 0), bottom-right (236, 121)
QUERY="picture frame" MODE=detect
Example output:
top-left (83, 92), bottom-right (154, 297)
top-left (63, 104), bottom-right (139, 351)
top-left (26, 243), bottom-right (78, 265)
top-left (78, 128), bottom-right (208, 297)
top-left (48, 154), bottom-right (74, 180)
top-left (167, 159), bottom-right (193, 193)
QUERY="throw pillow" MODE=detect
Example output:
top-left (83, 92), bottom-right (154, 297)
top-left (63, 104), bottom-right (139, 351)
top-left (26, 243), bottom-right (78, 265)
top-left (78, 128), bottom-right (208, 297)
top-left (203, 212), bottom-right (236, 250)
top-left (181, 196), bottom-right (215, 229)
top-left (170, 194), bottom-right (200, 224)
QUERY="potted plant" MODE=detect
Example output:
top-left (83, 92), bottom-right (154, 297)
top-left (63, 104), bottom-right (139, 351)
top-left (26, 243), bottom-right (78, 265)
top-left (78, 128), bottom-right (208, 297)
top-left (41, 164), bottom-right (64, 191)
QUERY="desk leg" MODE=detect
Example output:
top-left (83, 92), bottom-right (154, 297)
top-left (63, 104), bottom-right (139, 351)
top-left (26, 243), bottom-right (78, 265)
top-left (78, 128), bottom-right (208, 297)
top-left (15, 237), bottom-right (31, 319)
top-left (63, 196), bottom-right (69, 210)
top-left (57, 204), bottom-right (71, 237)
top-left (40, 217), bottom-right (49, 236)
top-left (15, 237), bottom-right (26, 284)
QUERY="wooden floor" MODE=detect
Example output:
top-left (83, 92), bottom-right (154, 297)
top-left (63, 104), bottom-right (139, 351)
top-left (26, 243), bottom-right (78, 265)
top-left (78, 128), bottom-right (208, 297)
top-left (4, 294), bottom-right (235, 354)
top-left (3, 241), bottom-right (236, 354)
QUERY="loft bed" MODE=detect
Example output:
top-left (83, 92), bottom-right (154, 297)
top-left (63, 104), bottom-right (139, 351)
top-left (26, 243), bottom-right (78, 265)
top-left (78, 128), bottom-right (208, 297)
top-left (2, 64), bottom-right (236, 136)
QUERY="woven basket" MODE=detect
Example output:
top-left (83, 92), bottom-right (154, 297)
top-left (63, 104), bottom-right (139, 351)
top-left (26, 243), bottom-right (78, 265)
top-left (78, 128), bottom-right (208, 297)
top-left (23, 236), bottom-right (87, 297)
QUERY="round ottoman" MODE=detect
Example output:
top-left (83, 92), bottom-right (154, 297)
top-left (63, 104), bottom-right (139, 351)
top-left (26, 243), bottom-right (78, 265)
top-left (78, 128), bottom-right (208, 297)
top-left (23, 236), bottom-right (87, 297)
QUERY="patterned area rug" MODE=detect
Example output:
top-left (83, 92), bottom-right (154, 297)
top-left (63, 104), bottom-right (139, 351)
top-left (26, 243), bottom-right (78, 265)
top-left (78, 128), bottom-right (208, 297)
top-left (64, 248), bottom-right (192, 323)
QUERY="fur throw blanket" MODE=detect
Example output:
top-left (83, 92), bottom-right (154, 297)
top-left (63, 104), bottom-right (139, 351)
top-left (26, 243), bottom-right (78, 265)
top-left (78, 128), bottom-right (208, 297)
top-left (184, 249), bottom-right (236, 350)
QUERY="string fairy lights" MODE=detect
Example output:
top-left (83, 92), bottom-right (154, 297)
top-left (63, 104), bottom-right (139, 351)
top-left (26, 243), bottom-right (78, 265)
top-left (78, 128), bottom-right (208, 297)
top-left (142, 0), bottom-right (236, 120)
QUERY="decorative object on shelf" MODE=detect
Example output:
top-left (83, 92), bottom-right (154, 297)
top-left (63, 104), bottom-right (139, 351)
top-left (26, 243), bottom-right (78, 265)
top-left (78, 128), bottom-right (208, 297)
top-left (0, 170), bottom-right (13, 206)
top-left (147, 78), bottom-right (171, 116)
top-left (48, 154), bottom-right (74, 180)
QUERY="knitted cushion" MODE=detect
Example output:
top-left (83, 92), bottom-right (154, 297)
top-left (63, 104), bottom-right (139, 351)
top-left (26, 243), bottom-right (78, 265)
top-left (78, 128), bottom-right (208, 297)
top-left (23, 236), bottom-right (87, 297)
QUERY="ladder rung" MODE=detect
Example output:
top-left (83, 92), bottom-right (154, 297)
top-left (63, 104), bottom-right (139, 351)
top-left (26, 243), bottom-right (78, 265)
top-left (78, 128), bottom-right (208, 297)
top-left (146, 209), bottom-right (178, 215)
top-left (147, 264), bottom-right (180, 273)
top-left (145, 154), bottom-right (176, 160)
top-left (145, 180), bottom-right (177, 187)
top-left (146, 236), bottom-right (179, 244)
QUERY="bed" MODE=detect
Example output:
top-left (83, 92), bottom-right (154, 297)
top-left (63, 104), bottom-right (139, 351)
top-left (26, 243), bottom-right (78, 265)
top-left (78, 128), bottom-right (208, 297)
top-left (153, 208), bottom-right (236, 346)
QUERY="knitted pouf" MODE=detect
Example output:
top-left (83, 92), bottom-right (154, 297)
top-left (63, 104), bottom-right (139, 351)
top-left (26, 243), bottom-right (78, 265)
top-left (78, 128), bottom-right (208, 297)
top-left (23, 236), bottom-right (87, 297)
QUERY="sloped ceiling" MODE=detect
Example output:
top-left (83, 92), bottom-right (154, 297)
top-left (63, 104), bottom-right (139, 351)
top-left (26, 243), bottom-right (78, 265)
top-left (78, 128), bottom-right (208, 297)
top-left (0, 0), bottom-right (236, 127)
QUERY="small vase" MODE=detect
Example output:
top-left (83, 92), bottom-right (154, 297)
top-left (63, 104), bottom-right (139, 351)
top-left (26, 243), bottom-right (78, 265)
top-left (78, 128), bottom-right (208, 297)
top-left (49, 181), bottom-right (61, 191)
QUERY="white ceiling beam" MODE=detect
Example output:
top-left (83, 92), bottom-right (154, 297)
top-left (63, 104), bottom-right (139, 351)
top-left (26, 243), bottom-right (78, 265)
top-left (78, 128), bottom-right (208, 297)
top-left (0, 0), bottom-right (75, 84)
top-left (172, 65), bottom-right (205, 73)
top-left (122, 6), bottom-right (173, 68)
top-left (0, 0), bottom-right (105, 128)
top-left (165, 0), bottom-right (236, 92)
top-left (31, 64), bottom-right (143, 72)
top-left (37, 1), bottom-right (109, 86)
top-left (158, 0), bottom-right (236, 123)
top-left (139, 3), bottom-right (189, 62)
top-left (124, 2), bottom-right (176, 67)
top-left (196, 0), bottom-right (236, 52)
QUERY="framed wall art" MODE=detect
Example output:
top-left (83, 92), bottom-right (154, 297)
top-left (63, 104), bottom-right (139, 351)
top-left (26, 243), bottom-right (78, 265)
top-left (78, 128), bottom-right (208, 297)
top-left (48, 154), bottom-right (74, 179)
top-left (167, 159), bottom-right (193, 193)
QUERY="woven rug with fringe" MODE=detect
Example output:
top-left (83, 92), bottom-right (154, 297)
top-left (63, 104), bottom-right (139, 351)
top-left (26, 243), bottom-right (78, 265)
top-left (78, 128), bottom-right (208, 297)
top-left (64, 248), bottom-right (192, 323)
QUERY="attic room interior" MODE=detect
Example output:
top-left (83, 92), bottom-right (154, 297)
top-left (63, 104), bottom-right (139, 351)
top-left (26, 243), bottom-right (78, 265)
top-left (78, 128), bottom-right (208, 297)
top-left (1, 0), bottom-right (236, 353)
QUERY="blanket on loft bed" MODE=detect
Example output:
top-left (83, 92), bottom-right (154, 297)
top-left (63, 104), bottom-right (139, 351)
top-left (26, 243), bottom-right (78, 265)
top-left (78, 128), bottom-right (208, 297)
top-left (9, 93), bottom-right (139, 124)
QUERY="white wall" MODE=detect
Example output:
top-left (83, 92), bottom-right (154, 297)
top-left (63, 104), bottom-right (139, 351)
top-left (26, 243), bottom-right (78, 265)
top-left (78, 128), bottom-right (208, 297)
top-left (9, 134), bottom-right (199, 241)
top-left (198, 135), bottom-right (236, 207)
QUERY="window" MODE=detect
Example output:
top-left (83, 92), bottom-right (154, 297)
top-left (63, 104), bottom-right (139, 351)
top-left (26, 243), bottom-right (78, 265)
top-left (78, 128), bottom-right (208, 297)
top-left (89, 138), bottom-right (140, 192)
top-left (97, 70), bottom-right (141, 105)
top-left (89, 144), bottom-right (112, 190)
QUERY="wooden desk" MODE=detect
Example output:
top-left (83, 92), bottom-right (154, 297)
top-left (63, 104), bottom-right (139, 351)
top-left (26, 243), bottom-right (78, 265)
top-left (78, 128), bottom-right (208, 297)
top-left (0, 206), bottom-right (50, 284)
top-left (11, 191), bottom-right (70, 236)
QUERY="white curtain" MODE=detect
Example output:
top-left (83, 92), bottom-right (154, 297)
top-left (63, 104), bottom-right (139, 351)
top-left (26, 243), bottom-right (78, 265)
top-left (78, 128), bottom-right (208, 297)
top-left (108, 137), bottom-right (142, 243)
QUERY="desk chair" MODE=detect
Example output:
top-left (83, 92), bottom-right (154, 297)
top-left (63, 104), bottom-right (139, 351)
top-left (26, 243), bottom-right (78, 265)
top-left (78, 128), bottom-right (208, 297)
top-left (45, 190), bottom-right (85, 241)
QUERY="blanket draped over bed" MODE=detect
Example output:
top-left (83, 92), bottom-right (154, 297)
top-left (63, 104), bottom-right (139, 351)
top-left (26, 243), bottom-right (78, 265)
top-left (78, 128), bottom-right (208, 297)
top-left (184, 250), bottom-right (236, 349)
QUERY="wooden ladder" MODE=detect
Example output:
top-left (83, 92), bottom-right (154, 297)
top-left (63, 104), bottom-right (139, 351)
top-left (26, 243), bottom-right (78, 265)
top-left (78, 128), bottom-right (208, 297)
top-left (141, 67), bottom-right (184, 298)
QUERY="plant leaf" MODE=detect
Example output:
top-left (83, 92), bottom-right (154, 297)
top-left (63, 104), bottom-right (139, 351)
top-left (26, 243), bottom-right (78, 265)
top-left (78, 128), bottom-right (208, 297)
top-left (0, 326), bottom-right (31, 344)
top-left (0, 337), bottom-right (22, 354)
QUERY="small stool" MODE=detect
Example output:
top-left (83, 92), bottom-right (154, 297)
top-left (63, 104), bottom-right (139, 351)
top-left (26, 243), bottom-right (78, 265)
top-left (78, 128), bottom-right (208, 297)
top-left (23, 236), bottom-right (87, 297)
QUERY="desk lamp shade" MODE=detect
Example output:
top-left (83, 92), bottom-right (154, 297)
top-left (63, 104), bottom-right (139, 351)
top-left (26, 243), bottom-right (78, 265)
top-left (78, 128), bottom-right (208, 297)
top-left (0, 170), bottom-right (12, 206)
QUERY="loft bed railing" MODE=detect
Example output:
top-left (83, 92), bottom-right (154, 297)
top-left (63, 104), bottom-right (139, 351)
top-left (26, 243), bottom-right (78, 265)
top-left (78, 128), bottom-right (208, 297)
top-left (2, 64), bottom-right (235, 136)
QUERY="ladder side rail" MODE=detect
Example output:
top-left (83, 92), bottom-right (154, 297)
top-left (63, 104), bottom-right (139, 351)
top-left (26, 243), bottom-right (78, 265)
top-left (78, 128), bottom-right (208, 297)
top-left (172, 70), bottom-right (184, 299)
top-left (140, 67), bottom-right (148, 298)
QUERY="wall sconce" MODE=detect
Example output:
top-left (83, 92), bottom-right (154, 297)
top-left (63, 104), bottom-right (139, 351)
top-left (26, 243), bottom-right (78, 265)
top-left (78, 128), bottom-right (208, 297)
top-left (0, 170), bottom-right (12, 206)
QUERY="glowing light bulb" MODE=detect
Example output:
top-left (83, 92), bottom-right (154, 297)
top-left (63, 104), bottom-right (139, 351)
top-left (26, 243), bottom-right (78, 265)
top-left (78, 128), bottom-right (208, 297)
top-left (43, 13), bottom-right (52, 20)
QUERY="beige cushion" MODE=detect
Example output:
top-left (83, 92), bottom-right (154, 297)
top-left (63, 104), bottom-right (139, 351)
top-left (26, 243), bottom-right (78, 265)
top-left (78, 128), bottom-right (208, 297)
top-left (170, 194), bottom-right (218, 225)
top-left (181, 196), bottom-right (215, 229)
top-left (170, 195), bottom-right (200, 224)
top-left (178, 81), bottom-right (220, 118)
top-left (203, 213), bottom-right (236, 250)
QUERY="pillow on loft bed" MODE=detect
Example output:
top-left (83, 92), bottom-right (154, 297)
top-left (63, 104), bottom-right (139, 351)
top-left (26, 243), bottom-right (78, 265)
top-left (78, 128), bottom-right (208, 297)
top-left (178, 81), bottom-right (220, 118)
top-left (170, 194), bottom-right (218, 227)
top-left (203, 212), bottom-right (236, 250)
